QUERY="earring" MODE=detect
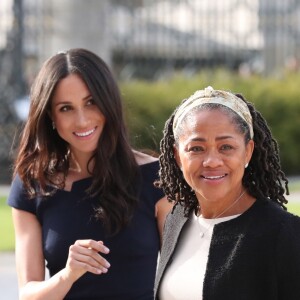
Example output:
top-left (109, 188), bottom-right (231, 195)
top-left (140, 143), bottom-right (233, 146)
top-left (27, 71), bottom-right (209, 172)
top-left (52, 121), bottom-right (56, 130)
top-left (245, 163), bottom-right (248, 168)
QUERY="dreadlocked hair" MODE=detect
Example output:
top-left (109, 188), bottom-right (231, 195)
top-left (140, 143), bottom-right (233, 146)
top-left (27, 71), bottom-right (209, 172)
top-left (236, 94), bottom-right (289, 208)
top-left (157, 93), bottom-right (289, 217)
top-left (157, 104), bottom-right (199, 216)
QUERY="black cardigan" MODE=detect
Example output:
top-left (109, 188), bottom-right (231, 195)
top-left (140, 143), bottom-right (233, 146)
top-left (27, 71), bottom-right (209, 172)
top-left (155, 199), bottom-right (300, 300)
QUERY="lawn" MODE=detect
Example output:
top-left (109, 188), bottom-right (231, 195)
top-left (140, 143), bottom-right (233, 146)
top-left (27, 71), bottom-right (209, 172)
top-left (0, 196), bottom-right (15, 251)
top-left (286, 202), bottom-right (300, 216)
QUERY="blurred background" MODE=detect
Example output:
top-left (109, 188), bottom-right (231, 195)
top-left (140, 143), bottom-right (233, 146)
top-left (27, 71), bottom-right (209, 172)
top-left (1, 0), bottom-right (300, 181)
top-left (1, 1), bottom-right (300, 297)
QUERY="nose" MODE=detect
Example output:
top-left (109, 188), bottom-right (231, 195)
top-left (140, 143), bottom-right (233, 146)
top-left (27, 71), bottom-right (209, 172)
top-left (76, 109), bottom-right (90, 127)
top-left (202, 149), bottom-right (223, 168)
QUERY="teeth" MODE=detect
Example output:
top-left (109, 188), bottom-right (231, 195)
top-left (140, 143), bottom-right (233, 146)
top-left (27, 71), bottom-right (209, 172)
top-left (74, 128), bottom-right (95, 137)
top-left (204, 175), bottom-right (225, 179)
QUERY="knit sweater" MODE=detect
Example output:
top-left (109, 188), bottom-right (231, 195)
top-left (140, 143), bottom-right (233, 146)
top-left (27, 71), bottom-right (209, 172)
top-left (155, 199), bottom-right (300, 300)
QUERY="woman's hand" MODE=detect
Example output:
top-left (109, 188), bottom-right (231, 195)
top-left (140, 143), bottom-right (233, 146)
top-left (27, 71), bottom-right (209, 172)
top-left (64, 239), bottom-right (110, 283)
top-left (12, 209), bottom-right (111, 300)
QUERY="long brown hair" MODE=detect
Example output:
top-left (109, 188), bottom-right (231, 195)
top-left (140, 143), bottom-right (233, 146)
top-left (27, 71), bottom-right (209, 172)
top-left (14, 48), bottom-right (139, 234)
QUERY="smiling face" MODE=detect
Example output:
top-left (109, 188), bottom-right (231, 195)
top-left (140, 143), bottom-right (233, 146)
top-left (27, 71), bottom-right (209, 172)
top-left (174, 108), bottom-right (254, 207)
top-left (50, 73), bottom-right (106, 161)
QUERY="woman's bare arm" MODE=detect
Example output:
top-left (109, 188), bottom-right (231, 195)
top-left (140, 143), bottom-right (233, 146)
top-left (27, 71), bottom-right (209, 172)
top-left (12, 209), bottom-right (110, 300)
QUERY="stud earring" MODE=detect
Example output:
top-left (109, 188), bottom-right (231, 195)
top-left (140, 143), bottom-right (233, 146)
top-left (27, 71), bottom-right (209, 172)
top-left (245, 163), bottom-right (248, 168)
top-left (52, 121), bottom-right (56, 130)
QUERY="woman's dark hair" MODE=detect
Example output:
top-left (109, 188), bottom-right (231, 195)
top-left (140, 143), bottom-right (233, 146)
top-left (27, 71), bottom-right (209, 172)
top-left (157, 92), bottom-right (289, 215)
top-left (14, 48), bottom-right (139, 234)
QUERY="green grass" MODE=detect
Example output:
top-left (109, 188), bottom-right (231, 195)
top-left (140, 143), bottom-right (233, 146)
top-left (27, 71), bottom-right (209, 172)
top-left (0, 196), bottom-right (15, 251)
top-left (287, 203), bottom-right (300, 216)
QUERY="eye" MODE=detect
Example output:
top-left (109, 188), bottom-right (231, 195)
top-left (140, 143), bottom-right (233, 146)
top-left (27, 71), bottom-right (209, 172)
top-left (86, 98), bottom-right (96, 106)
top-left (59, 105), bottom-right (72, 112)
top-left (220, 144), bottom-right (234, 151)
top-left (188, 145), bottom-right (204, 152)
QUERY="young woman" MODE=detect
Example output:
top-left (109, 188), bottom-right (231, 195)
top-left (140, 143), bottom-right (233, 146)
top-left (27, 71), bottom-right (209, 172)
top-left (7, 48), bottom-right (172, 300)
top-left (155, 86), bottom-right (300, 300)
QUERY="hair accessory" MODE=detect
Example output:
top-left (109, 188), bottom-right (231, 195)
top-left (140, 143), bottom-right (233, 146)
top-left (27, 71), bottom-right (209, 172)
top-left (173, 86), bottom-right (254, 139)
top-left (52, 121), bottom-right (56, 130)
top-left (204, 86), bottom-right (214, 97)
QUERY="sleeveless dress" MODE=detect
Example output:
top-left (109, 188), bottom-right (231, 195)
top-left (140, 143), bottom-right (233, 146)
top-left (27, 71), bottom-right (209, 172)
top-left (8, 161), bottom-right (164, 300)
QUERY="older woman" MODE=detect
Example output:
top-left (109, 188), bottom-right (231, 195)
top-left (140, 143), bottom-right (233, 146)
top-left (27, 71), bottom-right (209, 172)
top-left (155, 86), bottom-right (300, 300)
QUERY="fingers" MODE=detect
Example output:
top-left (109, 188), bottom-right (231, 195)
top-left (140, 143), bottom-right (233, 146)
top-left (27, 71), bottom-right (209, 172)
top-left (74, 240), bottom-right (110, 271)
top-left (66, 240), bottom-right (111, 281)
top-left (76, 240), bottom-right (110, 255)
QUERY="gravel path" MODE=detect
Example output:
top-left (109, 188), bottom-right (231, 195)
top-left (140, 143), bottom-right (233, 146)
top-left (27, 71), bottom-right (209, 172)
top-left (0, 252), bottom-right (18, 299)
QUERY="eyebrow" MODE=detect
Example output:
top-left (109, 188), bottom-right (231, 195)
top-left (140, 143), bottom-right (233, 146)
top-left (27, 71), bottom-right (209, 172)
top-left (54, 94), bottom-right (92, 106)
top-left (190, 136), bottom-right (234, 142)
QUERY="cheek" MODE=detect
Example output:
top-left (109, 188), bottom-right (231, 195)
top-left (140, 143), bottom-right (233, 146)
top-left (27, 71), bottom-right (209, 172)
top-left (55, 118), bottom-right (70, 130)
top-left (180, 156), bottom-right (199, 179)
top-left (97, 113), bottom-right (106, 124)
top-left (54, 118), bottom-right (73, 141)
top-left (231, 160), bottom-right (246, 180)
top-left (92, 106), bottom-right (104, 118)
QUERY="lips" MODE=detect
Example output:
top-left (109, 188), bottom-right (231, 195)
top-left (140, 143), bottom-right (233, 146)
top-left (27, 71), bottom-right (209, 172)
top-left (201, 174), bottom-right (227, 180)
top-left (73, 127), bottom-right (96, 137)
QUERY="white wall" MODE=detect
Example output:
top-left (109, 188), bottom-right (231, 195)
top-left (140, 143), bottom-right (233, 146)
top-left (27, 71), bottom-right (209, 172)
top-left (41, 0), bottom-right (112, 65)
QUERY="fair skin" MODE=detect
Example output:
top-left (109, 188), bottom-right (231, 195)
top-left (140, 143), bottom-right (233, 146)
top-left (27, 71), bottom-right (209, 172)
top-left (174, 109), bottom-right (255, 219)
top-left (12, 73), bottom-right (172, 300)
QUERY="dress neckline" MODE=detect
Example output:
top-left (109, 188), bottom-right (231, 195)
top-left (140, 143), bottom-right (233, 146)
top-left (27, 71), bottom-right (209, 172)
top-left (61, 160), bottom-right (159, 192)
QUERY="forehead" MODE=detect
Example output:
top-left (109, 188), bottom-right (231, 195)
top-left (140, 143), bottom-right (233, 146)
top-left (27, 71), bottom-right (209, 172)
top-left (52, 74), bottom-right (89, 101)
top-left (175, 108), bottom-right (241, 140)
top-left (55, 73), bottom-right (87, 90)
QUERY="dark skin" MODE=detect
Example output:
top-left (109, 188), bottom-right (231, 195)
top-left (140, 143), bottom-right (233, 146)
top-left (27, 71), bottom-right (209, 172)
top-left (157, 96), bottom-right (288, 217)
top-left (173, 109), bottom-right (255, 218)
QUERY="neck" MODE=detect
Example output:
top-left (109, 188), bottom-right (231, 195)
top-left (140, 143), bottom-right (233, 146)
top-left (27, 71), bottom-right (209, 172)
top-left (198, 190), bottom-right (253, 219)
top-left (69, 152), bottom-right (94, 179)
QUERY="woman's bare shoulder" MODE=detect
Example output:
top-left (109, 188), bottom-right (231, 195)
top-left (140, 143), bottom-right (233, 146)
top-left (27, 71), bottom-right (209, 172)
top-left (133, 150), bottom-right (159, 165)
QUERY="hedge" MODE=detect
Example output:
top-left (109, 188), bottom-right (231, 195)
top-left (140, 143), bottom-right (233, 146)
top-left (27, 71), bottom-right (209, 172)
top-left (120, 69), bottom-right (300, 175)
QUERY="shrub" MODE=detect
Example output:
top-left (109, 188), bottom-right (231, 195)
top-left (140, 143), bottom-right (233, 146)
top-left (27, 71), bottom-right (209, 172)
top-left (120, 70), bottom-right (300, 175)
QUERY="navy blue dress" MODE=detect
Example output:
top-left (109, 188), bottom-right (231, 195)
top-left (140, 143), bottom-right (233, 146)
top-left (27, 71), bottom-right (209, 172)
top-left (7, 161), bottom-right (164, 299)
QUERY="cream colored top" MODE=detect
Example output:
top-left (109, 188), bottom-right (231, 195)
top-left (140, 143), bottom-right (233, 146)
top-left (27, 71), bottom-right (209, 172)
top-left (159, 213), bottom-right (240, 300)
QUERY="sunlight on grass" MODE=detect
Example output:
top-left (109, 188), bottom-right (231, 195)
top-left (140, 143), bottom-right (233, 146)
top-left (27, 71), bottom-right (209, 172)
top-left (287, 203), bottom-right (300, 217)
top-left (0, 196), bottom-right (15, 251)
